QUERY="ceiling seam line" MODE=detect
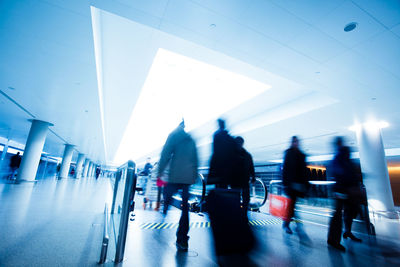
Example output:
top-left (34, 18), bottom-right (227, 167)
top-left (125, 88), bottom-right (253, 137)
top-left (350, 0), bottom-right (390, 30)
top-left (188, 0), bottom-right (349, 65)
top-left (0, 90), bottom-right (36, 118)
top-left (0, 89), bottom-right (70, 146)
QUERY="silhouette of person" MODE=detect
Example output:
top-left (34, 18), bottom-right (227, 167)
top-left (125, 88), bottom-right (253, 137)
top-left (208, 118), bottom-right (237, 188)
top-left (140, 157), bottom-right (153, 176)
top-left (95, 166), bottom-right (101, 179)
top-left (282, 136), bottom-right (308, 234)
top-left (157, 120), bottom-right (198, 251)
top-left (231, 136), bottom-right (255, 211)
top-left (327, 137), bottom-right (362, 252)
top-left (9, 151), bottom-right (22, 180)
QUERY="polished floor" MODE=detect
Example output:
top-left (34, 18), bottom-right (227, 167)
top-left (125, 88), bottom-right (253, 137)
top-left (0, 177), bottom-right (399, 266)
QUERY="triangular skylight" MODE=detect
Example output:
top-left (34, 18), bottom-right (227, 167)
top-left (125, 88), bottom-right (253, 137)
top-left (113, 48), bottom-right (271, 164)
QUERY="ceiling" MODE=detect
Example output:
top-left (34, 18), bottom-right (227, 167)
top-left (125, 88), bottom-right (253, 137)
top-left (0, 0), bottom-right (399, 166)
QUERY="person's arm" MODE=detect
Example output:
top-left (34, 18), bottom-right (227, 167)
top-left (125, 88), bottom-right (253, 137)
top-left (248, 152), bottom-right (256, 183)
top-left (282, 151), bottom-right (289, 186)
top-left (157, 134), bottom-right (174, 177)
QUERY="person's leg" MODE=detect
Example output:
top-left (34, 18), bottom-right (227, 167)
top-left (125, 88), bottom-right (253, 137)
top-left (242, 185), bottom-right (250, 211)
top-left (155, 186), bottom-right (162, 211)
top-left (176, 184), bottom-right (190, 248)
top-left (343, 200), bottom-right (362, 241)
top-left (328, 198), bottom-right (345, 249)
top-left (157, 186), bottom-right (162, 203)
top-left (282, 190), bottom-right (295, 234)
top-left (163, 183), bottom-right (176, 214)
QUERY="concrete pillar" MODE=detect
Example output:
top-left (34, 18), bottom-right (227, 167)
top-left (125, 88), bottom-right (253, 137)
top-left (88, 162), bottom-right (93, 178)
top-left (0, 141), bottom-right (9, 171)
top-left (83, 158), bottom-right (90, 177)
top-left (59, 144), bottom-right (75, 179)
top-left (75, 153), bottom-right (85, 178)
top-left (355, 122), bottom-right (397, 218)
top-left (18, 120), bottom-right (52, 181)
top-left (92, 164), bottom-right (97, 177)
top-left (92, 163), bottom-right (96, 177)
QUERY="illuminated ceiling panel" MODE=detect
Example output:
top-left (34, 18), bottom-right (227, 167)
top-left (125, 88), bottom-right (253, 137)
top-left (114, 48), bottom-right (271, 164)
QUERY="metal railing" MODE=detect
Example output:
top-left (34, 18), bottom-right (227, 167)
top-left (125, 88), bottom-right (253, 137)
top-left (99, 203), bottom-right (109, 264)
top-left (249, 177), bottom-right (268, 211)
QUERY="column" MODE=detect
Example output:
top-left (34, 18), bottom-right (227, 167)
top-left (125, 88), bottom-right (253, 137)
top-left (88, 162), bottom-right (93, 178)
top-left (18, 120), bottom-right (52, 181)
top-left (75, 153), bottom-right (85, 178)
top-left (0, 141), bottom-right (9, 172)
top-left (83, 158), bottom-right (90, 177)
top-left (59, 144), bottom-right (75, 179)
top-left (92, 164), bottom-right (97, 177)
top-left (355, 122), bottom-right (397, 218)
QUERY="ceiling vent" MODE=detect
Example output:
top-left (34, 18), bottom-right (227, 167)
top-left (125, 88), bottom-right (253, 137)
top-left (344, 22), bottom-right (358, 32)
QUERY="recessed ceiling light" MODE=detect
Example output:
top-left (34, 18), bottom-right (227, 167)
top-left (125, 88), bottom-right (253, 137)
top-left (344, 22), bottom-right (358, 32)
top-left (209, 24), bottom-right (216, 28)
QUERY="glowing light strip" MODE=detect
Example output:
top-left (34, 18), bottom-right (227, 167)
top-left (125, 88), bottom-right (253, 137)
top-left (91, 6), bottom-right (108, 162)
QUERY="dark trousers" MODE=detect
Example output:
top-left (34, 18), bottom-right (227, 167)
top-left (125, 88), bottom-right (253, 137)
top-left (157, 186), bottom-right (163, 203)
top-left (328, 198), bottom-right (357, 243)
top-left (231, 185), bottom-right (250, 211)
top-left (283, 189), bottom-right (299, 225)
top-left (163, 183), bottom-right (190, 243)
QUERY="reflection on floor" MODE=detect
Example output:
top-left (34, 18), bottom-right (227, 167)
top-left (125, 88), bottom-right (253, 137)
top-left (0, 177), bottom-right (399, 266)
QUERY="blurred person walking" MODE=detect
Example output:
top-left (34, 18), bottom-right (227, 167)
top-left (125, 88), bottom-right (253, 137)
top-left (140, 157), bottom-right (153, 176)
top-left (207, 128), bottom-right (255, 262)
top-left (231, 136), bottom-right (256, 212)
top-left (327, 137), bottom-right (362, 252)
top-left (158, 120), bottom-right (198, 251)
top-left (95, 166), bottom-right (101, 179)
top-left (282, 136), bottom-right (309, 234)
top-left (9, 151), bottom-right (21, 180)
top-left (208, 118), bottom-right (237, 188)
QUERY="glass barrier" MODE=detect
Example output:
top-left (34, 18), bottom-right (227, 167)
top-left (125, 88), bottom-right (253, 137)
top-left (108, 161), bottom-right (137, 263)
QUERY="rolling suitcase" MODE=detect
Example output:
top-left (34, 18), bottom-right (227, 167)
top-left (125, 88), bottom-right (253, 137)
top-left (207, 189), bottom-right (255, 255)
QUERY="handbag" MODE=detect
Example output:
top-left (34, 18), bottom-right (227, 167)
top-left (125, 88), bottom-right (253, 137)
top-left (268, 193), bottom-right (294, 221)
top-left (156, 177), bottom-right (167, 187)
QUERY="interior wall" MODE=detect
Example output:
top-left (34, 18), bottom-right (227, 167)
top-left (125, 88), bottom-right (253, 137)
top-left (388, 166), bottom-right (400, 206)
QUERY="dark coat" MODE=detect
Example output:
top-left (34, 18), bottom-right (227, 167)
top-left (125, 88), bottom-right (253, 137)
top-left (282, 147), bottom-right (308, 195)
top-left (331, 146), bottom-right (360, 193)
top-left (157, 125), bottom-right (198, 185)
top-left (10, 154), bottom-right (21, 168)
top-left (232, 147), bottom-right (255, 188)
top-left (208, 129), bottom-right (237, 185)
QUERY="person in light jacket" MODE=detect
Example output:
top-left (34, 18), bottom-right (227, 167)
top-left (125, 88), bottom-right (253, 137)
top-left (158, 120), bottom-right (198, 251)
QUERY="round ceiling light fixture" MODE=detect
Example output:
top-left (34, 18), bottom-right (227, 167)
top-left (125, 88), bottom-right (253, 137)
top-left (209, 24), bottom-right (216, 29)
top-left (344, 22), bottom-right (358, 32)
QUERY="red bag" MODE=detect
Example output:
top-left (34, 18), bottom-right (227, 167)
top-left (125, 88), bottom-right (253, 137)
top-left (156, 177), bottom-right (167, 187)
top-left (268, 194), bottom-right (294, 222)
